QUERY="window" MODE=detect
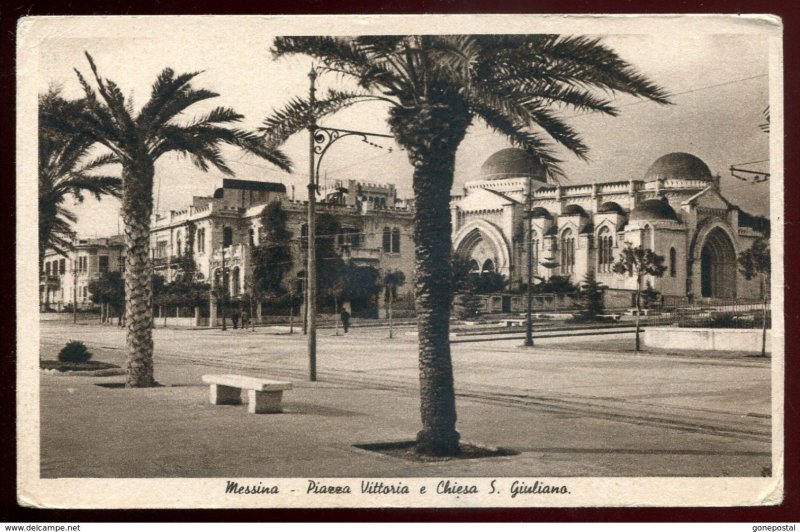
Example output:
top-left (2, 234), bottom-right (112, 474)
top-left (530, 230), bottom-right (539, 275)
top-left (45, 262), bottom-right (51, 276)
top-left (642, 225), bottom-right (653, 250)
top-left (382, 227), bottom-right (400, 253)
top-left (382, 227), bottom-right (391, 252)
top-left (223, 227), bottom-right (233, 248)
top-left (669, 247), bottom-right (677, 277)
top-left (175, 233), bottom-right (182, 256)
top-left (197, 228), bottom-right (206, 253)
top-left (83, 286), bottom-right (88, 299)
top-left (118, 256), bottom-right (125, 273)
top-left (99, 256), bottom-right (109, 273)
top-left (157, 241), bottom-right (168, 258)
top-left (59, 259), bottom-right (66, 275)
top-left (597, 226), bottom-right (613, 272)
top-left (248, 228), bottom-right (255, 247)
top-left (560, 228), bottom-right (575, 275)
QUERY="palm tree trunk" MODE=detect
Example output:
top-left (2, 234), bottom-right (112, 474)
top-left (391, 103), bottom-right (470, 456)
top-left (121, 162), bottom-right (156, 387)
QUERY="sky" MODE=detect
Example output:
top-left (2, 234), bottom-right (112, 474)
top-left (38, 28), bottom-right (772, 238)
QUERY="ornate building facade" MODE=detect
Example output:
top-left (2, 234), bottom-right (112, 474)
top-left (148, 177), bottom-right (415, 320)
top-left (451, 149), bottom-right (767, 307)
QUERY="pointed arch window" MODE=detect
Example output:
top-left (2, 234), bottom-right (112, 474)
top-left (597, 226), bottom-right (613, 272)
top-left (530, 230), bottom-right (539, 276)
top-left (560, 228), bottom-right (575, 275)
top-left (197, 228), bottom-right (206, 253)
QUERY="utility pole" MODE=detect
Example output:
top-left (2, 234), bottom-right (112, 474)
top-left (72, 259), bottom-right (78, 324)
top-left (307, 66), bottom-right (318, 382)
top-left (221, 231), bottom-right (227, 331)
top-left (525, 173), bottom-right (535, 347)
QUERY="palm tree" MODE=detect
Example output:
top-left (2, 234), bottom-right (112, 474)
top-left (260, 35), bottom-right (670, 455)
top-left (39, 89), bottom-right (121, 265)
top-left (42, 52), bottom-right (292, 387)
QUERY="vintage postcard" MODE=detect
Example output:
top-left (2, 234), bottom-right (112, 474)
top-left (16, 14), bottom-right (784, 508)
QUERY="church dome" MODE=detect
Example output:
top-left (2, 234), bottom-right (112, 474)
top-left (529, 207), bottom-right (553, 219)
top-left (598, 201), bottom-right (625, 215)
top-left (644, 152), bottom-right (713, 182)
top-left (562, 204), bottom-right (588, 217)
top-left (629, 198), bottom-right (679, 222)
top-left (480, 148), bottom-right (548, 182)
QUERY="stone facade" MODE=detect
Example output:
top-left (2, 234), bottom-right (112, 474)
top-left (148, 178), bottom-right (415, 317)
top-left (40, 235), bottom-right (125, 310)
top-left (451, 149), bottom-right (767, 307)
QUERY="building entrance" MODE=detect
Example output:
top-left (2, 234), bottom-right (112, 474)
top-left (700, 227), bottom-right (737, 299)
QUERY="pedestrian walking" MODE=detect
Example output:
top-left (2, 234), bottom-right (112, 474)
top-left (232, 310), bottom-right (240, 330)
top-left (241, 309), bottom-right (249, 331)
top-left (340, 309), bottom-right (351, 334)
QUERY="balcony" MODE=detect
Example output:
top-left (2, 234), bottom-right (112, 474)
top-left (39, 274), bottom-right (61, 287)
top-left (341, 246), bottom-right (382, 263)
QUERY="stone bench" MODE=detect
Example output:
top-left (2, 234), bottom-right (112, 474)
top-left (201, 374), bottom-right (292, 414)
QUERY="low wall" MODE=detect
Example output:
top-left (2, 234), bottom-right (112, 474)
top-left (643, 327), bottom-right (771, 353)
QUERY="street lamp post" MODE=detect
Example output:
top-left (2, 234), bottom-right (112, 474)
top-left (307, 67), bottom-right (318, 382)
top-left (304, 65), bottom-right (395, 382)
top-left (525, 173), bottom-right (534, 347)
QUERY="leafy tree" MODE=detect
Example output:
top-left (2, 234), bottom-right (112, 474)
top-left (308, 213), bottom-right (346, 307)
top-left (383, 270), bottom-right (406, 339)
top-left (640, 281), bottom-right (661, 309)
top-left (42, 53), bottom-right (291, 387)
top-left (612, 244), bottom-right (667, 351)
top-left (473, 272), bottom-right (508, 294)
top-left (451, 255), bottom-right (474, 293)
top-left (739, 238), bottom-right (771, 356)
top-left (251, 201), bottom-right (293, 304)
top-left (535, 275), bottom-right (577, 295)
top-left (574, 269), bottom-right (605, 321)
top-left (88, 271), bottom-right (125, 323)
top-left (261, 35), bottom-right (669, 455)
top-left (455, 281), bottom-right (483, 321)
top-left (38, 88), bottom-right (121, 265)
top-left (341, 264), bottom-right (382, 306)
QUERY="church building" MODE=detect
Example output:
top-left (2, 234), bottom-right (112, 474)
top-left (451, 149), bottom-right (767, 307)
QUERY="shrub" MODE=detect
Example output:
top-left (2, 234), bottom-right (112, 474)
top-left (58, 340), bottom-right (92, 363)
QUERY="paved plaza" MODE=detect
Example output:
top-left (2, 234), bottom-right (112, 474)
top-left (38, 320), bottom-right (772, 478)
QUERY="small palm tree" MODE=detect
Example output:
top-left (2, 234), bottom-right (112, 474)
top-left (383, 270), bottom-right (406, 339)
top-left (261, 35), bottom-right (669, 455)
top-left (39, 89), bottom-right (121, 264)
top-left (42, 53), bottom-right (292, 387)
top-left (612, 244), bottom-right (666, 351)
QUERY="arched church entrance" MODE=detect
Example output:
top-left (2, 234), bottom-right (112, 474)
top-left (700, 227), bottom-right (737, 299)
top-left (452, 220), bottom-right (511, 279)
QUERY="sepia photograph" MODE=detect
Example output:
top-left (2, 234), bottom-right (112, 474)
top-left (15, 14), bottom-right (784, 508)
